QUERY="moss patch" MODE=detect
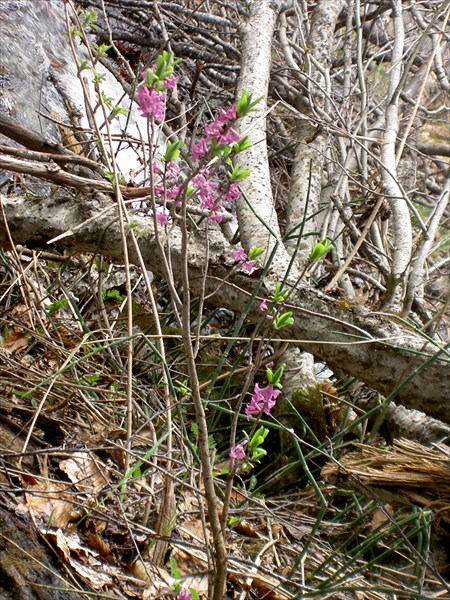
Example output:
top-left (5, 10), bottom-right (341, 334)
top-left (289, 385), bottom-right (328, 441)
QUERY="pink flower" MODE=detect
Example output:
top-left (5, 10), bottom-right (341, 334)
top-left (259, 299), bottom-right (269, 312)
top-left (205, 118), bottom-right (223, 141)
top-left (192, 138), bottom-right (208, 162)
top-left (165, 160), bottom-right (180, 179)
top-left (154, 184), bottom-right (165, 198)
top-left (232, 247), bottom-right (255, 273)
top-left (204, 104), bottom-right (240, 145)
top-left (208, 209), bottom-right (223, 223)
top-left (218, 128), bottom-right (241, 146)
top-left (156, 209), bottom-right (170, 226)
top-left (192, 170), bottom-right (217, 213)
top-left (192, 169), bottom-right (214, 192)
top-left (245, 384), bottom-right (281, 419)
top-left (230, 439), bottom-right (248, 462)
top-left (217, 103), bottom-right (237, 124)
top-left (163, 74), bottom-right (179, 90)
top-left (241, 260), bottom-right (256, 273)
top-left (177, 589), bottom-right (192, 600)
top-left (136, 86), bottom-right (165, 122)
top-left (223, 182), bottom-right (241, 202)
top-left (232, 248), bottom-right (248, 262)
top-left (166, 184), bottom-right (182, 200)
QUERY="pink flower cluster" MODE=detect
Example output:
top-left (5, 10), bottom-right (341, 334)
top-left (151, 159), bottom-right (242, 225)
top-left (136, 86), bottom-right (165, 122)
top-left (156, 209), bottom-right (170, 226)
top-left (245, 383), bottom-right (281, 419)
top-left (189, 168), bottom-right (242, 223)
top-left (192, 168), bottom-right (218, 216)
top-left (152, 160), bottom-right (181, 224)
top-left (259, 298), bottom-right (274, 320)
top-left (232, 248), bottom-right (256, 273)
top-left (136, 70), bottom-right (178, 123)
top-left (137, 72), bottom-right (244, 224)
top-left (192, 103), bottom-right (240, 162)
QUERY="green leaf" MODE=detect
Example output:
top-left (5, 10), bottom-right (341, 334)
top-left (310, 239), bottom-right (334, 263)
top-left (70, 26), bottom-right (82, 39)
top-left (236, 90), bottom-right (263, 117)
top-left (93, 70), bottom-right (107, 85)
top-left (169, 556), bottom-right (181, 580)
top-left (267, 363), bottom-right (285, 387)
top-left (248, 246), bottom-right (264, 260)
top-left (109, 105), bottom-right (129, 120)
top-left (48, 297), bottom-right (69, 316)
top-left (100, 93), bottom-right (114, 107)
top-left (131, 463), bottom-right (142, 478)
top-left (271, 282), bottom-right (289, 303)
top-left (232, 135), bottom-right (252, 153)
top-left (79, 8), bottom-right (98, 28)
top-left (93, 43), bottom-right (111, 60)
top-left (228, 164), bottom-right (251, 182)
top-left (273, 311), bottom-right (294, 330)
top-left (102, 288), bottom-right (123, 301)
top-left (191, 422), bottom-right (199, 438)
top-left (251, 448), bottom-right (267, 462)
top-left (164, 139), bottom-right (183, 162)
top-left (249, 427), bottom-right (269, 450)
top-left (248, 475), bottom-right (258, 492)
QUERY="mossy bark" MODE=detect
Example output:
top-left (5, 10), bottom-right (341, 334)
top-left (276, 385), bottom-right (328, 483)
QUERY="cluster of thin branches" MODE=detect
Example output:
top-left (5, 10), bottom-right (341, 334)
top-left (0, 1), bottom-right (449, 598)
top-left (78, 0), bottom-right (449, 333)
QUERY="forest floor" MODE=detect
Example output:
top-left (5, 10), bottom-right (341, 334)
top-left (1, 250), bottom-right (449, 600)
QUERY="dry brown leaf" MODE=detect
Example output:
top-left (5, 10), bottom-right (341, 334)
top-left (270, 522), bottom-right (282, 537)
top-left (85, 516), bottom-right (108, 535)
top-left (59, 451), bottom-right (108, 495)
top-left (87, 532), bottom-right (112, 556)
top-left (319, 380), bottom-right (337, 397)
top-left (133, 560), bottom-right (175, 598)
top-left (21, 480), bottom-right (81, 528)
top-left (179, 517), bottom-right (207, 543)
top-left (171, 545), bottom-right (208, 572)
top-left (2, 330), bottom-right (29, 353)
top-left (232, 518), bottom-right (260, 538)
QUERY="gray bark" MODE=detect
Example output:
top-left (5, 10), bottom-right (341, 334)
top-left (347, 382), bottom-right (450, 445)
top-left (284, 0), bottom-right (346, 264)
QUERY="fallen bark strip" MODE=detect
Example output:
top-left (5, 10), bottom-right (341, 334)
top-left (322, 438), bottom-right (450, 524)
top-left (346, 382), bottom-right (450, 444)
top-left (1, 192), bottom-right (448, 422)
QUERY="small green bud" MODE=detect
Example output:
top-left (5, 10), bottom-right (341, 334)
top-left (310, 239), bottom-right (333, 263)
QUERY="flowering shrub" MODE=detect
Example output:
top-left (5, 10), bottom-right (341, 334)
top-left (135, 51), bottom-right (291, 505)
top-left (228, 364), bottom-right (285, 477)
